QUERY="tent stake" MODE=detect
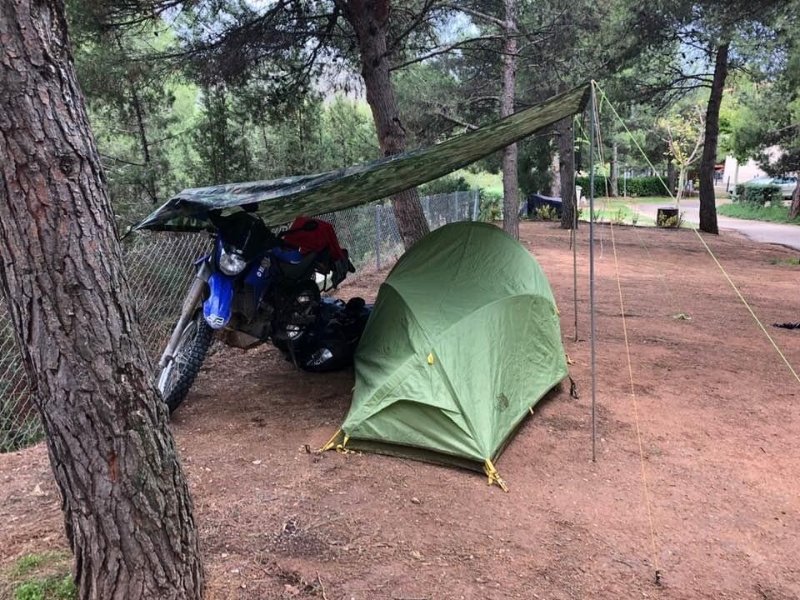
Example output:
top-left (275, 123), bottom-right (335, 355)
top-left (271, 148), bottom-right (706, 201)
top-left (589, 82), bottom-right (598, 463)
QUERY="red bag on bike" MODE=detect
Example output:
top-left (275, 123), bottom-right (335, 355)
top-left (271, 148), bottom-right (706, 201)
top-left (283, 216), bottom-right (347, 262)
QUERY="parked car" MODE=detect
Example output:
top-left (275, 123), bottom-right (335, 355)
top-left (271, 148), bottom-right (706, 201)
top-left (744, 176), bottom-right (797, 199)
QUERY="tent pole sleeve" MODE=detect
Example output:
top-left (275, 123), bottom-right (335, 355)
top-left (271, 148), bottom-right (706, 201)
top-left (589, 82), bottom-right (598, 464)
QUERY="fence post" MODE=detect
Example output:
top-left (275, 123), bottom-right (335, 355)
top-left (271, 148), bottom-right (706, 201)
top-left (451, 194), bottom-right (459, 222)
top-left (375, 204), bottom-right (382, 271)
top-left (472, 190), bottom-right (479, 221)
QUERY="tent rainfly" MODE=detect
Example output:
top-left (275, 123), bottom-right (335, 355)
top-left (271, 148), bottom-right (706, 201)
top-left (321, 222), bottom-right (568, 490)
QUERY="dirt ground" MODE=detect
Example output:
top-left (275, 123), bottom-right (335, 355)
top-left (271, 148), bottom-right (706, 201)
top-left (2, 221), bottom-right (800, 599)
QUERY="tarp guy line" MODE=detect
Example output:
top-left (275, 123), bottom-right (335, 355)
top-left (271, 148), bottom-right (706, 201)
top-left (591, 84), bottom-right (663, 584)
top-left (594, 82), bottom-right (800, 388)
top-left (609, 222), bottom-right (663, 585)
top-left (591, 87), bottom-right (685, 318)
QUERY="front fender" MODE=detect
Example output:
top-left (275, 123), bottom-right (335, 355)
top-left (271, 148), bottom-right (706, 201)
top-left (203, 272), bottom-right (234, 329)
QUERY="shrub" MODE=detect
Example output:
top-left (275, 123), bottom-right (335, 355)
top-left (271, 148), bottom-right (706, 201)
top-left (657, 211), bottom-right (683, 228)
top-left (625, 176), bottom-right (669, 197)
top-left (478, 190), bottom-right (502, 222)
top-left (534, 205), bottom-right (559, 221)
top-left (574, 176), bottom-right (667, 198)
top-left (734, 184), bottom-right (782, 206)
top-left (575, 176), bottom-right (609, 197)
top-left (418, 175), bottom-right (471, 196)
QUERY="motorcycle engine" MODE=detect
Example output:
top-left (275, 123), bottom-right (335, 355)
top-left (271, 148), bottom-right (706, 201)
top-left (272, 280), bottom-right (321, 342)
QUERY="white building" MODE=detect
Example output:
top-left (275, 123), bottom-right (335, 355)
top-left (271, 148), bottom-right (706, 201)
top-left (721, 156), bottom-right (767, 191)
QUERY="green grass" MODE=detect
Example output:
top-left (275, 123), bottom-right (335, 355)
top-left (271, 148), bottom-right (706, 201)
top-left (2, 552), bottom-right (76, 600)
top-left (587, 198), bottom-right (658, 226)
top-left (610, 196), bottom-right (674, 205)
top-left (769, 257), bottom-right (800, 266)
top-left (13, 575), bottom-right (76, 600)
top-left (454, 169), bottom-right (503, 196)
top-left (717, 202), bottom-right (800, 225)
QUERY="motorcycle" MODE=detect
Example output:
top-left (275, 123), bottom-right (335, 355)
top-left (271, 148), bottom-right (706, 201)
top-left (156, 207), bottom-right (356, 413)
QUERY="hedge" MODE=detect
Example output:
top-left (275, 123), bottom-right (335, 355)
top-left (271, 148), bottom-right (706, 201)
top-left (733, 183), bottom-right (783, 206)
top-left (574, 176), bottom-right (668, 198)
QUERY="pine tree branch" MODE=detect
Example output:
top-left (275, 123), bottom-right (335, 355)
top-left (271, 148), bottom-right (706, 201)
top-left (443, 4), bottom-right (505, 29)
top-left (389, 35), bottom-right (504, 71)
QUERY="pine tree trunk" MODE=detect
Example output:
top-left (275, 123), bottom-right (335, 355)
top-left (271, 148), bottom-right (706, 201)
top-left (343, 0), bottom-right (429, 249)
top-left (790, 182), bottom-right (800, 219)
top-left (557, 117), bottom-right (577, 230)
top-left (0, 2), bottom-right (204, 599)
top-left (550, 150), bottom-right (561, 197)
top-left (698, 42), bottom-right (729, 235)
top-left (130, 85), bottom-right (158, 203)
top-left (609, 139), bottom-right (619, 197)
top-left (114, 33), bottom-right (157, 204)
top-left (667, 158), bottom-right (677, 196)
top-left (500, 0), bottom-right (519, 239)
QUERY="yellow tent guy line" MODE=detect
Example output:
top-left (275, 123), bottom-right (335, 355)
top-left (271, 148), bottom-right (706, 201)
top-left (691, 230), bottom-right (800, 384)
top-left (609, 221), bottom-right (662, 580)
top-left (595, 80), bottom-right (799, 388)
top-left (483, 459), bottom-right (509, 492)
top-left (318, 429), bottom-right (344, 453)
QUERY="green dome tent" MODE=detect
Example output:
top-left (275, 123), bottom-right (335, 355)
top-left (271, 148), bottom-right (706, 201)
top-left (322, 222), bottom-right (568, 490)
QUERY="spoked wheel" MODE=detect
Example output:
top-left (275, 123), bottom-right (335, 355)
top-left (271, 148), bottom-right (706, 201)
top-left (156, 313), bottom-right (214, 414)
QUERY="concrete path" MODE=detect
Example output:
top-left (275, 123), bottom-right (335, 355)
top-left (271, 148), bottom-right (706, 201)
top-left (633, 199), bottom-right (800, 251)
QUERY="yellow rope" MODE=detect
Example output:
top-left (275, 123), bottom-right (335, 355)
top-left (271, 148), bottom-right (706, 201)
top-left (319, 429), bottom-right (341, 452)
top-left (595, 80), bottom-right (799, 388)
top-left (594, 84), bottom-right (674, 200)
top-left (609, 221), bottom-right (662, 579)
top-left (691, 231), bottom-right (800, 384)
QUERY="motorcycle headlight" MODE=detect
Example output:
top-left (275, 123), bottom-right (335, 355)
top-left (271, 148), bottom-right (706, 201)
top-left (219, 247), bottom-right (247, 275)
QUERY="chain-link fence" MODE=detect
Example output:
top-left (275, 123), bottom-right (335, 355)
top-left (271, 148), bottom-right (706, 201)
top-left (0, 190), bottom-right (479, 452)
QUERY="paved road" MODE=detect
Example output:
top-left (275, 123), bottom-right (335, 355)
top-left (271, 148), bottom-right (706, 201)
top-left (633, 199), bottom-right (800, 251)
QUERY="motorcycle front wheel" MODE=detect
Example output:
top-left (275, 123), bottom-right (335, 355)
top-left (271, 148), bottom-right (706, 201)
top-left (156, 313), bottom-right (214, 414)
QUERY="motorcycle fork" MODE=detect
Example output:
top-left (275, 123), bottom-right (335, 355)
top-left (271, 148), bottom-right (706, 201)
top-left (158, 261), bottom-right (212, 368)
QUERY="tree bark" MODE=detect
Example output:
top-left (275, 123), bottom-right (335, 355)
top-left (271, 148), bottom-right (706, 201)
top-left (609, 139), bottom-right (619, 197)
top-left (130, 84), bottom-right (158, 203)
top-left (698, 42), bottom-right (729, 234)
top-left (500, 0), bottom-right (519, 239)
top-left (113, 33), bottom-right (157, 204)
top-left (667, 157), bottom-right (677, 196)
top-left (550, 150), bottom-right (560, 197)
top-left (342, 0), bottom-right (429, 249)
top-left (0, 2), bottom-right (203, 599)
top-left (557, 117), bottom-right (577, 230)
top-left (790, 182), bottom-right (800, 219)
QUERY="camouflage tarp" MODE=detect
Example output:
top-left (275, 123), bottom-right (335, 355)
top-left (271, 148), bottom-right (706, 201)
top-left (133, 85), bottom-right (590, 231)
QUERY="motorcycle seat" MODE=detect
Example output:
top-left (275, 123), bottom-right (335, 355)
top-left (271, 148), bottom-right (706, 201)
top-left (278, 251), bottom-right (318, 279)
